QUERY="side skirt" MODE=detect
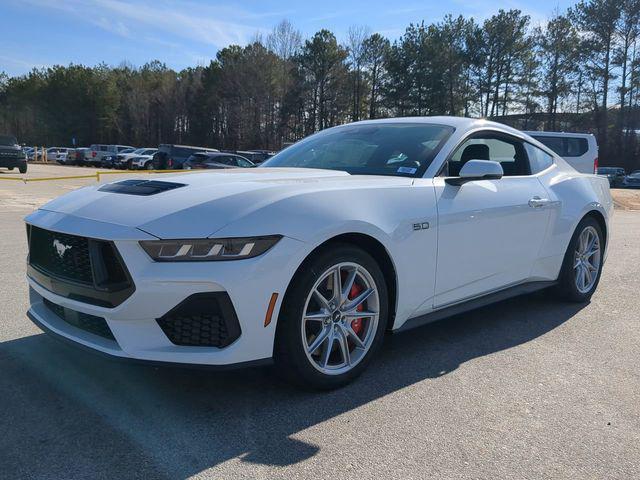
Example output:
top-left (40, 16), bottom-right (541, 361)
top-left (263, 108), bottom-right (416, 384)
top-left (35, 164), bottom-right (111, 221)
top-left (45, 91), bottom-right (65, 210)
top-left (394, 281), bottom-right (557, 333)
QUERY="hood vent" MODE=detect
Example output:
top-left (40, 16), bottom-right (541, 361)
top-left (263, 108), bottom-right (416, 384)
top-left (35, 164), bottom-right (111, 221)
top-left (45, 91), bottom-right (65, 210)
top-left (99, 179), bottom-right (186, 196)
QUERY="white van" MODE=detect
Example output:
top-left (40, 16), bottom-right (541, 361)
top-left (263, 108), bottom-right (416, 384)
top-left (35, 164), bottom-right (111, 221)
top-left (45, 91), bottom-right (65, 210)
top-left (523, 131), bottom-right (598, 174)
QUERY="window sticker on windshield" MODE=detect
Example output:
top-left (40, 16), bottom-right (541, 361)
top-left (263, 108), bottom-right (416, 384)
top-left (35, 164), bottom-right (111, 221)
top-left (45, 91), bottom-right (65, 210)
top-left (397, 166), bottom-right (417, 174)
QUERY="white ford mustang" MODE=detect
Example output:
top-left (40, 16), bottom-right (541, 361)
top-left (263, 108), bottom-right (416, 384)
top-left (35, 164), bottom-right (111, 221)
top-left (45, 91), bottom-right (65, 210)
top-left (25, 117), bottom-right (612, 388)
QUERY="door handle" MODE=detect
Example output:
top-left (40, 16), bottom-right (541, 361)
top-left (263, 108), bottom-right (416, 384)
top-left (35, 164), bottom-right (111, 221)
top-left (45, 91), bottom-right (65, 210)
top-left (528, 196), bottom-right (550, 208)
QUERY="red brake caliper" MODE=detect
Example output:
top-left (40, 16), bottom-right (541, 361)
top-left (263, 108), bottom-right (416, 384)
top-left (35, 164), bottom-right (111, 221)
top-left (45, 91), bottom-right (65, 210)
top-left (348, 282), bottom-right (365, 337)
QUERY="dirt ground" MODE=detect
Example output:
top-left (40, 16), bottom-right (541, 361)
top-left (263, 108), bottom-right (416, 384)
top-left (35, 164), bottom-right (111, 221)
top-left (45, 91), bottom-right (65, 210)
top-left (611, 188), bottom-right (640, 210)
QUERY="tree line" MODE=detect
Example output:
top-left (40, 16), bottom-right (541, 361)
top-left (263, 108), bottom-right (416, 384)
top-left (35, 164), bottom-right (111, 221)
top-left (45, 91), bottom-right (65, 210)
top-left (1, 0), bottom-right (639, 169)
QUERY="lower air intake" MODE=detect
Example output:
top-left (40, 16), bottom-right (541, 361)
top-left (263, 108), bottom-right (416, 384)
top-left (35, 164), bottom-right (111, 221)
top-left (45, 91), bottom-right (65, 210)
top-left (156, 292), bottom-right (241, 347)
top-left (43, 298), bottom-right (115, 341)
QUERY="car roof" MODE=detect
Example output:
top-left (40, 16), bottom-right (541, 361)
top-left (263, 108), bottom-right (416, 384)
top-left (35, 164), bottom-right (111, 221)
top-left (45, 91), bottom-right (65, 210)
top-left (347, 116), bottom-right (529, 138)
top-left (194, 152), bottom-right (242, 158)
top-left (523, 130), bottom-right (595, 139)
top-left (160, 143), bottom-right (217, 150)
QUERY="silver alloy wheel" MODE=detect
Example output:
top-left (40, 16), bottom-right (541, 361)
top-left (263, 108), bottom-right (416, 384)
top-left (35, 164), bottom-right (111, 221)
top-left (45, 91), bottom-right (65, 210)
top-left (573, 225), bottom-right (601, 294)
top-left (301, 262), bottom-right (380, 375)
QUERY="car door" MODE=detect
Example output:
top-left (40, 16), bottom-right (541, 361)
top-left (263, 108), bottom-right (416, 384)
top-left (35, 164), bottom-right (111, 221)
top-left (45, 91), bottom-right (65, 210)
top-left (433, 132), bottom-right (551, 308)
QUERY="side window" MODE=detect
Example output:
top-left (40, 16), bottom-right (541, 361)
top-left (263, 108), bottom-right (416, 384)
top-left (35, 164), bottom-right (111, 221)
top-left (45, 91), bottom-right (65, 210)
top-left (566, 137), bottom-right (588, 157)
top-left (533, 136), bottom-right (563, 156)
top-left (448, 134), bottom-right (530, 177)
top-left (524, 143), bottom-right (554, 173)
top-left (531, 136), bottom-right (589, 157)
top-left (237, 157), bottom-right (252, 167)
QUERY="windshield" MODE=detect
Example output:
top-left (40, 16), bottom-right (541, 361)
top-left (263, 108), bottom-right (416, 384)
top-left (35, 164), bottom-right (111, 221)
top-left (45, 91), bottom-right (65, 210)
top-left (0, 135), bottom-right (17, 146)
top-left (262, 122), bottom-right (454, 177)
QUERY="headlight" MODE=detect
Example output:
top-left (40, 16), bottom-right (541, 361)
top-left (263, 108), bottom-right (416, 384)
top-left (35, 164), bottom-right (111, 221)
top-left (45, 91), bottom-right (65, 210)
top-left (139, 236), bottom-right (282, 262)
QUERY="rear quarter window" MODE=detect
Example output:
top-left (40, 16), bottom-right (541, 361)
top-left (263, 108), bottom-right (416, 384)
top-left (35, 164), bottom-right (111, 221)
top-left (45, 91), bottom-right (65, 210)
top-left (525, 143), bottom-right (554, 173)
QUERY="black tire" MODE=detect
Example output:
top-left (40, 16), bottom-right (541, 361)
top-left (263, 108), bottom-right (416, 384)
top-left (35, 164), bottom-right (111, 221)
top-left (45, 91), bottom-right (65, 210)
top-left (8, 166), bottom-right (14, 171)
top-left (274, 243), bottom-right (388, 390)
top-left (145, 162), bottom-right (154, 170)
top-left (18, 164), bottom-right (27, 174)
top-left (555, 216), bottom-right (604, 302)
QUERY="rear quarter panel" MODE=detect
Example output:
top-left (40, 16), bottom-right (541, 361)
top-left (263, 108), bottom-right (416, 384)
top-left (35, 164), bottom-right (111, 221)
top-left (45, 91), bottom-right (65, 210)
top-left (532, 163), bottom-right (613, 280)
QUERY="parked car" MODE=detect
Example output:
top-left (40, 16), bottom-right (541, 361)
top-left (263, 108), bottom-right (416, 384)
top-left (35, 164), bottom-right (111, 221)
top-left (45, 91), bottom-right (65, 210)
top-left (46, 147), bottom-right (71, 164)
top-left (622, 170), bottom-right (640, 188)
top-left (152, 144), bottom-right (218, 170)
top-left (87, 144), bottom-right (135, 167)
top-left (183, 152), bottom-right (255, 170)
top-left (128, 153), bottom-right (157, 170)
top-left (523, 131), bottom-right (598, 174)
top-left (101, 147), bottom-right (136, 168)
top-left (596, 167), bottom-right (626, 187)
top-left (24, 117), bottom-right (613, 389)
top-left (110, 148), bottom-right (158, 169)
top-left (0, 134), bottom-right (27, 173)
top-left (235, 150), bottom-right (275, 165)
top-left (67, 147), bottom-right (91, 166)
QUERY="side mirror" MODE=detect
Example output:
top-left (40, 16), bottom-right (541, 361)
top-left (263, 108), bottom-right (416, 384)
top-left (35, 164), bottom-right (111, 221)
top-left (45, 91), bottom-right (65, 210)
top-left (445, 159), bottom-right (504, 186)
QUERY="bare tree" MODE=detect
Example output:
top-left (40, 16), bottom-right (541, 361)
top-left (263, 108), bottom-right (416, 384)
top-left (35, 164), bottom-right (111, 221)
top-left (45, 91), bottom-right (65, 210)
top-left (267, 20), bottom-right (302, 60)
top-left (347, 25), bottom-right (371, 121)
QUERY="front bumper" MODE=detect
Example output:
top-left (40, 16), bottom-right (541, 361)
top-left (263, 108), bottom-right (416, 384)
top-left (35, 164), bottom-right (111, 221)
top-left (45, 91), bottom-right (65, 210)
top-left (25, 211), bottom-right (307, 366)
top-left (0, 157), bottom-right (26, 168)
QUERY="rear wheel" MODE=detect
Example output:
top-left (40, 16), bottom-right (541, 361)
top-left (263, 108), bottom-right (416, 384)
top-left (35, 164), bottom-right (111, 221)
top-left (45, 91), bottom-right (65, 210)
top-left (145, 162), bottom-right (154, 170)
top-left (274, 244), bottom-right (388, 389)
top-left (556, 216), bottom-right (604, 302)
top-left (8, 166), bottom-right (14, 171)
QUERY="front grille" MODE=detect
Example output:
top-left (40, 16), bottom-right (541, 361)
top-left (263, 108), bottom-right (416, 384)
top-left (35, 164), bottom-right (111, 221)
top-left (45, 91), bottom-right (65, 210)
top-left (27, 225), bottom-right (135, 307)
top-left (157, 293), bottom-right (241, 347)
top-left (43, 298), bottom-right (115, 340)
top-left (29, 227), bottom-right (93, 284)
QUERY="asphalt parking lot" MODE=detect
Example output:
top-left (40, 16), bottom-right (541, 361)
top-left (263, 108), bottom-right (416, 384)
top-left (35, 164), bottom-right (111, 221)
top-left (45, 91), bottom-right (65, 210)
top-left (1, 165), bottom-right (639, 479)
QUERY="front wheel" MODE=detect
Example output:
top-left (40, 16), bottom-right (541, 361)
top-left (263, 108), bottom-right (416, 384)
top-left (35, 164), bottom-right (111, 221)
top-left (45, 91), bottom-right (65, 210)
top-left (274, 244), bottom-right (388, 389)
top-left (555, 216), bottom-right (604, 302)
top-left (18, 164), bottom-right (27, 174)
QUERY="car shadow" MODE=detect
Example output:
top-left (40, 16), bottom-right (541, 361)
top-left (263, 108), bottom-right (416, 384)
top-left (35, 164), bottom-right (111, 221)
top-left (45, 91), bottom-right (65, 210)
top-left (0, 290), bottom-right (586, 479)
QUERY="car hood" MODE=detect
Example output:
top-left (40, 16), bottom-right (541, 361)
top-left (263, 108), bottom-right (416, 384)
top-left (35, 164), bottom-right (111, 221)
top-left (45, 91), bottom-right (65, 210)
top-left (35, 168), bottom-right (413, 239)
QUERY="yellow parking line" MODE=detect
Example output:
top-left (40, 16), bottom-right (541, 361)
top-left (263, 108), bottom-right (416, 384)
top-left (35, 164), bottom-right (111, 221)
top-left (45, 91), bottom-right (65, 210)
top-left (1, 169), bottom-right (198, 184)
top-left (0, 176), bottom-right (27, 182)
top-left (24, 174), bottom-right (100, 182)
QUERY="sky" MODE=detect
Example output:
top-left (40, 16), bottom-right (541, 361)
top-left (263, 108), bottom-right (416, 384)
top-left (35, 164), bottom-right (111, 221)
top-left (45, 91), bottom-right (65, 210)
top-left (1, 0), bottom-right (578, 77)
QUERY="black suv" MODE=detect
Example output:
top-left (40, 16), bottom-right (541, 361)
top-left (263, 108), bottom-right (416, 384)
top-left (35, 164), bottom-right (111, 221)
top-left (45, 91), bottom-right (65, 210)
top-left (596, 167), bottom-right (626, 187)
top-left (0, 135), bottom-right (27, 173)
top-left (152, 144), bottom-right (218, 170)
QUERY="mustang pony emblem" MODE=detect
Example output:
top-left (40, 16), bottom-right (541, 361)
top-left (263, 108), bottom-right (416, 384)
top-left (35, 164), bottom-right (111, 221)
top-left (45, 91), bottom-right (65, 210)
top-left (53, 239), bottom-right (73, 258)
